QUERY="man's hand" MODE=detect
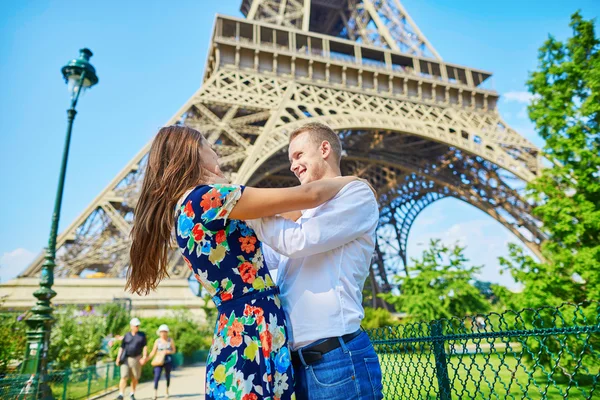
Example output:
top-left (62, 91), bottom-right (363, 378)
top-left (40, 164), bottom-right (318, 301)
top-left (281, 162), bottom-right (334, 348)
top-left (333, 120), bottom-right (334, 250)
top-left (115, 358), bottom-right (121, 366)
top-left (139, 357), bottom-right (146, 366)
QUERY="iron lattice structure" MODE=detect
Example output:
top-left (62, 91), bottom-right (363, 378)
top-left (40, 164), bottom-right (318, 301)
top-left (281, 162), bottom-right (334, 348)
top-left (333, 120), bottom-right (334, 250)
top-left (23, 0), bottom-right (545, 303)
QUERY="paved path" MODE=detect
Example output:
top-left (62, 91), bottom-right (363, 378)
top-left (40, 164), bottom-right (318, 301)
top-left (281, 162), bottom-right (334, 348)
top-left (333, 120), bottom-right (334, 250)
top-left (97, 365), bottom-right (206, 400)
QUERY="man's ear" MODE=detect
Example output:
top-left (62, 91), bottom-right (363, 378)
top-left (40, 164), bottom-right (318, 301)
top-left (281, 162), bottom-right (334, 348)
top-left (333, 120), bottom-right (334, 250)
top-left (320, 140), bottom-right (332, 160)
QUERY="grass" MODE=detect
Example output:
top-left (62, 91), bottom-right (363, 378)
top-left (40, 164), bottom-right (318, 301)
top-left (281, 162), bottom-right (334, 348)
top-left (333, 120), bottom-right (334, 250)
top-left (50, 366), bottom-right (120, 400)
top-left (379, 352), bottom-right (596, 399)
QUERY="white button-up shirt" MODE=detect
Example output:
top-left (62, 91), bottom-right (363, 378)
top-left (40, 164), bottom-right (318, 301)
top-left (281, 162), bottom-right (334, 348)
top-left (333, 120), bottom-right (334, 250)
top-left (246, 181), bottom-right (379, 349)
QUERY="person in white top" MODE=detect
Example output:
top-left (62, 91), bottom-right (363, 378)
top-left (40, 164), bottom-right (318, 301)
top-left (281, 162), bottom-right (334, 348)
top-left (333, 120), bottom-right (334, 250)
top-left (246, 122), bottom-right (383, 400)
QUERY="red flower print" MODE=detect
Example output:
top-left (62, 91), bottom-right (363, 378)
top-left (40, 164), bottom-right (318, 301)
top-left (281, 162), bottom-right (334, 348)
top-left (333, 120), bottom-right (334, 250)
top-left (239, 236), bottom-right (257, 253)
top-left (215, 230), bottom-right (226, 244)
top-left (219, 209), bottom-right (227, 217)
top-left (260, 330), bottom-right (272, 357)
top-left (230, 319), bottom-right (243, 335)
top-left (220, 292), bottom-right (233, 302)
top-left (243, 304), bottom-right (253, 317)
top-left (243, 394), bottom-right (258, 400)
top-left (243, 305), bottom-right (264, 323)
top-left (183, 200), bottom-right (194, 217)
top-left (184, 257), bottom-right (192, 271)
top-left (192, 224), bottom-right (204, 241)
top-left (228, 319), bottom-right (244, 347)
top-left (230, 334), bottom-right (243, 347)
top-left (238, 262), bottom-right (256, 284)
top-left (200, 189), bottom-right (222, 212)
top-left (218, 314), bottom-right (228, 333)
top-left (254, 307), bottom-right (264, 324)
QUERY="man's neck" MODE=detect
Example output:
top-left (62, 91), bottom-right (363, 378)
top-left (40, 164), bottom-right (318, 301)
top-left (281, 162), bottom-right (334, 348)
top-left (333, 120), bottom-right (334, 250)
top-left (320, 167), bottom-right (342, 180)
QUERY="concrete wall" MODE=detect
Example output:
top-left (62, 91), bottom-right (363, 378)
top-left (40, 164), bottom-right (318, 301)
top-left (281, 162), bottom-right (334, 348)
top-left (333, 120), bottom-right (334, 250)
top-left (0, 278), bottom-right (207, 318)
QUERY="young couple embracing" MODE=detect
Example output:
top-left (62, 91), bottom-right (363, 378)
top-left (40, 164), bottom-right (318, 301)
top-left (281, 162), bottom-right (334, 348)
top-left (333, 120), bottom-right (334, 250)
top-left (128, 122), bottom-right (383, 400)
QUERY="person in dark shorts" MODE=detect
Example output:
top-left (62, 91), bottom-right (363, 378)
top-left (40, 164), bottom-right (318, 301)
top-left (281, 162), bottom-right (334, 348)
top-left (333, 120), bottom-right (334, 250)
top-left (116, 318), bottom-right (148, 400)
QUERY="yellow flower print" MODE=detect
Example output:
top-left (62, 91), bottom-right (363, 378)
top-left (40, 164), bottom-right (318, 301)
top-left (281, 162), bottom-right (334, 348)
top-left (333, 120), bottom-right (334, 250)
top-left (265, 274), bottom-right (275, 288)
top-left (214, 364), bottom-right (226, 383)
top-left (244, 338), bottom-right (259, 362)
top-left (252, 277), bottom-right (265, 290)
top-left (208, 245), bottom-right (227, 265)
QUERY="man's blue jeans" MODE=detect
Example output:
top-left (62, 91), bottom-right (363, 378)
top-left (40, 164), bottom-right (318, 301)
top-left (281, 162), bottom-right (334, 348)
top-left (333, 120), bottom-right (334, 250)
top-left (293, 331), bottom-right (383, 400)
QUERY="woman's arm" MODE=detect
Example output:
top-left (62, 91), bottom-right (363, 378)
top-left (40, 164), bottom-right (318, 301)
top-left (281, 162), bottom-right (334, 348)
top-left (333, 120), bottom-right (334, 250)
top-left (169, 338), bottom-right (176, 355)
top-left (229, 176), bottom-right (357, 220)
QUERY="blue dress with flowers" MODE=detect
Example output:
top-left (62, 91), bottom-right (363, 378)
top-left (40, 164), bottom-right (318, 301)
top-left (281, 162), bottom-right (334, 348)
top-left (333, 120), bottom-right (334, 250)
top-left (175, 184), bottom-right (295, 400)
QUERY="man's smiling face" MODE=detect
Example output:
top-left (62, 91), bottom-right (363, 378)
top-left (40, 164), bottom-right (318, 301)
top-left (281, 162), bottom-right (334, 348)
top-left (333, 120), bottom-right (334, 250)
top-left (288, 131), bottom-right (328, 185)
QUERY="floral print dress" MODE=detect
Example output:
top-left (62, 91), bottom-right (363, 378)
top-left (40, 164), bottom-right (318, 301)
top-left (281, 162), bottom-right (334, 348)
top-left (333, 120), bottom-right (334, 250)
top-left (176, 184), bottom-right (295, 400)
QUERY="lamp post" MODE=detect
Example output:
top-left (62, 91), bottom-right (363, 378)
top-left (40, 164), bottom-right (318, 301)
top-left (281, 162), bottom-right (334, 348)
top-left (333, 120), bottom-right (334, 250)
top-left (21, 48), bottom-right (98, 399)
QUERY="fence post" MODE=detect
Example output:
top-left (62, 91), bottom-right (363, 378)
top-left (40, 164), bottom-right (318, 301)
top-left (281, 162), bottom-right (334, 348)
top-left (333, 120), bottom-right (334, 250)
top-left (87, 367), bottom-right (93, 398)
top-left (62, 369), bottom-right (70, 400)
top-left (104, 363), bottom-right (110, 391)
top-left (431, 320), bottom-right (452, 400)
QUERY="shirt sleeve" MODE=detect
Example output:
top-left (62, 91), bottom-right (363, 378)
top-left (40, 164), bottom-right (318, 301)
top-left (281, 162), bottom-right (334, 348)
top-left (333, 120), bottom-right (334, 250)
top-left (246, 181), bottom-right (379, 259)
top-left (177, 184), bottom-right (245, 233)
top-left (261, 242), bottom-right (283, 271)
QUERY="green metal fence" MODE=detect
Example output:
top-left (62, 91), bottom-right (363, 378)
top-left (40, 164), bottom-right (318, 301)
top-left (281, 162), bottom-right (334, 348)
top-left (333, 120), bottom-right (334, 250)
top-left (0, 362), bottom-right (120, 400)
top-left (366, 301), bottom-right (600, 399)
top-left (0, 350), bottom-right (210, 399)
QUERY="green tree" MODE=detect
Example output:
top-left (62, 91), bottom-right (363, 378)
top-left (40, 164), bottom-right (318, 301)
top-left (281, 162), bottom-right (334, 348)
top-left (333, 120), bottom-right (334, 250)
top-left (361, 306), bottom-right (398, 329)
top-left (0, 312), bottom-right (27, 374)
top-left (503, 12), bottom-right (600, 307)
top-left (48, 306), bottom-right (106, 369)
top-left (382, 239), bottom-right (490, 322)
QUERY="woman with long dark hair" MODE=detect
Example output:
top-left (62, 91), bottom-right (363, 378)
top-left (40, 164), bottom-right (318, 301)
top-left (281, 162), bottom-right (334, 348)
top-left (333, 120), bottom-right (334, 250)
top-left (127, 125), bottom-right (359, 400)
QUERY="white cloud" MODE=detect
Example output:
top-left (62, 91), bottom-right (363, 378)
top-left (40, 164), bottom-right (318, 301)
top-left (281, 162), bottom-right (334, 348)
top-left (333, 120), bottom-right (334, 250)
top-left (517, 106), bottom-right (528, 120)
top-left (503, 91), bottom-right (535, 104)
top-left (1, 248), bottom-right (35, 283)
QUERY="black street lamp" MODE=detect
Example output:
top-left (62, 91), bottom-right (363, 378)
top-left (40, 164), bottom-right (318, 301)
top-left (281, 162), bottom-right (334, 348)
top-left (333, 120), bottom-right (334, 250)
top-left (21, 48), bottom-right (99, 399)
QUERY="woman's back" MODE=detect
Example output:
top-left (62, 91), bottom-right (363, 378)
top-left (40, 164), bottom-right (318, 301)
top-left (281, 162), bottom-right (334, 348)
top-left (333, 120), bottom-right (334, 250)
top-left (175, 184), bottom-right (277, 304)
top-left (174, 183), bottom-right (293, 400)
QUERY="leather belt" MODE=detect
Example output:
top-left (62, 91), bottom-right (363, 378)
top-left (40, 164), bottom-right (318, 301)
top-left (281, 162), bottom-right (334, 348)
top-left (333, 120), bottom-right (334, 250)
top-left (291, 329), bottom-right (362, 366)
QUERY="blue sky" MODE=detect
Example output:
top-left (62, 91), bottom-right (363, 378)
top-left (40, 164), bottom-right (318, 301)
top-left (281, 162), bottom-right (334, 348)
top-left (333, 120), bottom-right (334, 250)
top-left (1, 0), bottom-right (598, 286)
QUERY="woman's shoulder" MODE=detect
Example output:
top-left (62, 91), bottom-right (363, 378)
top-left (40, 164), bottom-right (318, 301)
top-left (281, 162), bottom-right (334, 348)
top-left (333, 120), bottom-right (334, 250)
top-left (184, 184), bottom-right (244, 201)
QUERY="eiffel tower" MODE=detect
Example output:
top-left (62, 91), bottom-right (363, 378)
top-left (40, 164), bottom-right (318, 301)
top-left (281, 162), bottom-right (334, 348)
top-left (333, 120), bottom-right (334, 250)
top-left (19, 0), bottom-right (545, 306)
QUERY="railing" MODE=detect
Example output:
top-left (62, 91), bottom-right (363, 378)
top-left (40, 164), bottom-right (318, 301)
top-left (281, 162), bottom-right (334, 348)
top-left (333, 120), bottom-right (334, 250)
top-left (0, 362), bottom-right (120, 400)
top-left (0, 350), bottom-right (210, 399)
top-left (366, 301), bottom-right (599, 399)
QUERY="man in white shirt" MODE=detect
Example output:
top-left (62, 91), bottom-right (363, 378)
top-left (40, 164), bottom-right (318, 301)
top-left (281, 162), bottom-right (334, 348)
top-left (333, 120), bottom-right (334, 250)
top-left (247, 122), bottom-right (383, 399)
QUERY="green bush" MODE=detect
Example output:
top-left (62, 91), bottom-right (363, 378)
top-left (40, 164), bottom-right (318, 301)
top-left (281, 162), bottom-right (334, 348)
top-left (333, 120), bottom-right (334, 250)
top-left (361, 307), bottom-right (398, 330)
top-left (46, 303), bottom-right (130, 370)
top-left (0, 312), bottom-right (27, 374)
top-left (117, 308), bottom-right (212, 358)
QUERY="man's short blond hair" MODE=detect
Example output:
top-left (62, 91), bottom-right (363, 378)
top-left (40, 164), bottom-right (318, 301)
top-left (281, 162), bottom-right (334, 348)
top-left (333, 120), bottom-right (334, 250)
top-left (289, 122), bottom-right (343, 164)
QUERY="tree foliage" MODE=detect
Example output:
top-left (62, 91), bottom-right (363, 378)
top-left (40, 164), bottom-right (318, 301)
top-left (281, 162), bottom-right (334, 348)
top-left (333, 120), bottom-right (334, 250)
top-left (503, 12), bottom-right (600, 306)
top-left (0, 312), bottom-right (28, 374)
top-left (382, 239), bottom-right (490, 321)
top-left (361, 306), bottom-right (398, 329)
